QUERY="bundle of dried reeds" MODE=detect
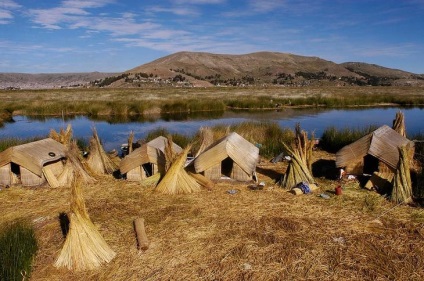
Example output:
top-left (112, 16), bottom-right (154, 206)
top-left (392, 111), bottom-right (406, 137)
top-left (155, 146), bottom-right (201, 195)
top-left (194, 127), bottom-right (214, 158)
top-left (127, 131), bottom-right (134, 154)
top-left (187, 171), bottom-right (215, 190)
top-left (54, 177), bottom-right (115, 271)
top-left (86, 127), bottom-right (118, 175)
top-left (391, 145), bottom-right (413, 204)
top-left (49, 124), bottom-right (73, 147)
top-left (58, 141), bottom-right (96, 186)
top-left (280, 124), bottom-right (315, 189)
top-left (140, 172), bottom-right (161, 187)
top-left (164, 136), bottom-right (177, 172)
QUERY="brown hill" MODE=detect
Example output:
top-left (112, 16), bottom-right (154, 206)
top-left (125, 51), bottom-right (423, 87)
top-left (127, 51), bottom-right (358, 86)
top-left (0, 72), bottom-right (118, 89)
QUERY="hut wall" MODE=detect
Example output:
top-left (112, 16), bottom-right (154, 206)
top-left (0, 164), bottom-right (11, 186)
top-left (231, 162), bottom-right (251, 181)
top-left (126, 166), bottom-right (144, 182)
top-left (345, 159), bottom-right (364, 175)
top-left (204, 163), bottom-right (221, 180)
top-left (20, 166), bottom-right (46, 186)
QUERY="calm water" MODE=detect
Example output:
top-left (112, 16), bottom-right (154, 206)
top-left (0, 107), bottom-right (423, 152)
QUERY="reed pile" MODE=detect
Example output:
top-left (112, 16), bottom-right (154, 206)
top-left (155, 145), bottom-right (201, 194)
top-left (194, 127), bottom-right (214, 157)
top-left (280, 124), bottom-right (315, 189)
top-left (391, 145), bottom-right (413, 203)
top-left (392, 110), bottom-right (406, 137)
top-left (49, 124), bottom-right (73, 147)
top-left (54, 177), bottom-right (115, 271)
top-left (86, 127), bottom-right (118, 175)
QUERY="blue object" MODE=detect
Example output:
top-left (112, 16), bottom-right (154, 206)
top-left (296, 182), bottom-right (311, 194)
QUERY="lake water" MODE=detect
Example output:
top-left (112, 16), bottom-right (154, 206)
top-left (0, 107), bottom-right (423, 152)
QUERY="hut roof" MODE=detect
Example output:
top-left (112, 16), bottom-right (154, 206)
top-left (147, 136), bottom-right (182, 153)
top-left (0, 138), bottom-right (66, 176)
top-left (336, 125), bottom-right (414, 169)
top-left (119, 136), bottom-right (181, 174)
top-left (193, 132), bottom-right (259, 175)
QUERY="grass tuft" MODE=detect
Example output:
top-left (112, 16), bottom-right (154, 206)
top-left (0, 220), bottom-right (38, 281)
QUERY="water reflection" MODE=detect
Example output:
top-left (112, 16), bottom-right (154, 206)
top-left (1, 107), bottom-right (423, 152)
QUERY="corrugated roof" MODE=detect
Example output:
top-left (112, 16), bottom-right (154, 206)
top-left (194, 132), bottom-right (259, 175)
top-left (0, 138), bottom-right (66, 176)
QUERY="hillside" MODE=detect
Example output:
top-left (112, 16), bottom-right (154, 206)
top-left (0, 72), bottom-right (118, 89)
top-left (1, 52), bottom-right (424, 89)
top-left (122, 51), bottom-right (424, 87)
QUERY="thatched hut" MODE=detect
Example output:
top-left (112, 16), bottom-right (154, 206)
top-left (192, 132), bottom-right (259, 182)
top-left (120, 136), bottom-right (182, 181)
top-left (336, 125), bottom-right (414, 176)
top-left (0, 138), bottom-right (66, 187)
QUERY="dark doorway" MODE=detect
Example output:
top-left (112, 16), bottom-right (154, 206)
top-left (142, 163), bottom-right (154, 177)
top-left (363, 155), bottom-right (379, 175)
top-left (221, 157), bottom-right (233, 177)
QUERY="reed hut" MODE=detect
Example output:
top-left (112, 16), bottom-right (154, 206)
top-left (192, 132), bottom-right (259, 182)
top-left (336, 125), bottom-right (414, 176)
top-left (0, 138), bottom-right (66, 187)
top-left (120, 136), bottom-right (182, 181)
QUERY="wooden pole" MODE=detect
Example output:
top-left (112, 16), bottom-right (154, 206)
top-left (134, 218), bottom-right (149, 251)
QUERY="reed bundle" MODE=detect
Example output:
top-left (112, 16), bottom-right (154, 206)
top-left (194, 127), bottom-right (214, 157)
top-left (140, 172), bottom-right (161, 187)
top-left (54, 177), bottom-right (115, 271)
top-left (59, 141), bottom-right (96, 185)
top-left (392, 111), bottom-right (406, 137)
top-left (156, 146), bottom-right (201, 195)
top-left (391, 145), bottom-right (413, 204)
top-left (86, 127), bottom-right (118, 175)
top-left (49, 124), bottom-right (73, 147)
top-left (280, 124), bottom-right (315, 189)
top-left (164, 136), bottom-right (177, 172)
top-left (127, 131), bottom-right (134, 154)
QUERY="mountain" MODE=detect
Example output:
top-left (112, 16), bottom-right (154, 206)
top-left (1, 52), bottom-right (423, 89)
top-left (0, 72), bottom-right (118, 89)
top-left (124, 51), bottom-right (424, 87)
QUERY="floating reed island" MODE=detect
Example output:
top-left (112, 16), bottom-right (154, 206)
top-left (0, 111), bottom-right (423, 280)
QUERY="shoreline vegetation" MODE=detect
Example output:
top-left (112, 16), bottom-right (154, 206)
top-left (1, 87), bottom-right (424, 124)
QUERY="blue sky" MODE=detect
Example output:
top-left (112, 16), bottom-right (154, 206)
top-left (1, 0), bottom-right (423, 74)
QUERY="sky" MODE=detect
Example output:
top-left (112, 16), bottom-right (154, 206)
top-left (1, 0), bottom-right (424, 74)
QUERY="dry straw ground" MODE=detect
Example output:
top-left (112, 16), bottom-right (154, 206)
top-left (1, 151), bottom-right (424, 281)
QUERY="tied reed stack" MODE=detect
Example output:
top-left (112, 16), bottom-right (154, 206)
top-left (391, 145), bottom-right (413, 204)
top-left (156, 144), bottom-right (201, 195)
top-left (86, 127), bottom-right (118, 175)
top-left (54, 177), bottom-right (115, 271)
top-left (280, 124), bottom-right (315, 189)
top-left (392, 111), bottom-right (406, 137)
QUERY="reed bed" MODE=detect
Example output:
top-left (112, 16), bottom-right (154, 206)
top-left (1, 154), bottom-right (423, 280)
top-left (320, 125), bottom-right (378, 153)
top-left (2, 86), bottom-right (424, 118)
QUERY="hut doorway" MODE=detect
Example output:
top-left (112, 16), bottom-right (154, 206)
top-left (142, 163), bottom-right (154, 177)
top-left (221, 157), bottom-right (234, 177)
top-left (363, 155), bottom-right (379, 175)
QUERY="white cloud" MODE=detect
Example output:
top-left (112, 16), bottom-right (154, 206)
top-left (0, 0), bottom-right (21, 24)
top-left (147, 6), bottom-right (200, 16)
